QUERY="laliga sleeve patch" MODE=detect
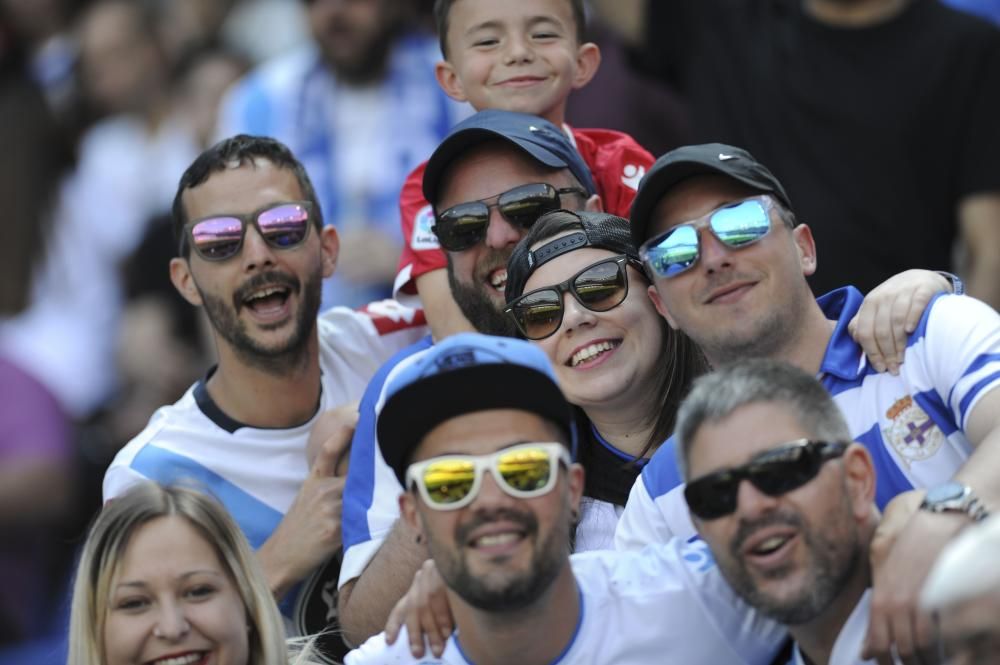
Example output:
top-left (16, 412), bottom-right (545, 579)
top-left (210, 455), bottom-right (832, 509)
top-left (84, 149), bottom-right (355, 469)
top-left (411, 204), bottom-right (441, 251)
top-left (621, 164), bottom-right (646, 191)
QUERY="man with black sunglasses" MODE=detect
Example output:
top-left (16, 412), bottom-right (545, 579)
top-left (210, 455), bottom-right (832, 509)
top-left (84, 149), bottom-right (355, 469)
top-left (103, 134), bottom-right (426, 662)
top-left (675, 359), bottom-right (893, 665)
top-left (617, 142), bottom-right (1000, 663)
top-left (345, 332), bottom-right (784, 664)
top-left (337, 109), bottom-right (603, 644)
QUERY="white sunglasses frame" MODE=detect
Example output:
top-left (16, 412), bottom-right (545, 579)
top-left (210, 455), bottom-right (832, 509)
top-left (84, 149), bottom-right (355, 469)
top-left (405, 442), bottom-right (571, 511)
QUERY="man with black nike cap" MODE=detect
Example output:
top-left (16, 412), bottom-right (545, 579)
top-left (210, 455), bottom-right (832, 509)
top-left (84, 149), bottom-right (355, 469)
top-left (616, 142), bottom-right (1000, 662)
top-left (336, 109), bottom-right (603, 643)
top-left (344, 332), bottom-right (784, 664)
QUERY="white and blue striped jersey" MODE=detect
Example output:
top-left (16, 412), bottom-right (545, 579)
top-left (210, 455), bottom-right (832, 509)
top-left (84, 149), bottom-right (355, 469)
top-left (103, 302), bottom-right (426, 652)
top-left (345, 539), bottom-right (785, 665)
top-left (616, 288), bottom-right (1000, 550)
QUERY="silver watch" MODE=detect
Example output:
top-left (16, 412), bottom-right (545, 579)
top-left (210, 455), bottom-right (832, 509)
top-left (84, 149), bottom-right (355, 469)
top-left (919, 481), bottom-right (989, 522)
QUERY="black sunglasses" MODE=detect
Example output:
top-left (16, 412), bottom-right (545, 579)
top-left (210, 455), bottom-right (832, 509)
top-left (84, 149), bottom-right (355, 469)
top-left (684, 439), bottom-right (849, 520)
top-left (433, 183), bottom-right (587, 252)
top-left (504, 255), bottom-right (644, 340)
top-left (181, 201), bottom-right (314, 262)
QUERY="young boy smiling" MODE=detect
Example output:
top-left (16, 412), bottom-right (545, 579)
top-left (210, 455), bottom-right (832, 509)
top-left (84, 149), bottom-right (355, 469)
top-left (394, 0), bottom-right (655, 337)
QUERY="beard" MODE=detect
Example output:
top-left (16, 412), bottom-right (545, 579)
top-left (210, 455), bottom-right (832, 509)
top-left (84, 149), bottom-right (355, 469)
top-left (426, 505), bottom-right (570, 613)
top-left (687, 272), bottom-right (812, 367)
top-left (715, 498), bottom-right (862, 625)
top-left (197, 267), bottom-right (322, 376)
top-left (446, 252), bottom-right (520, 337)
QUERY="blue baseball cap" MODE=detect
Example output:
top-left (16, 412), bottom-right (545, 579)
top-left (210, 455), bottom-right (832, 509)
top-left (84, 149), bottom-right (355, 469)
top-left (422, 109), bottom-right (597, 205)
top-left (377, 332), bottom-right (577, 486)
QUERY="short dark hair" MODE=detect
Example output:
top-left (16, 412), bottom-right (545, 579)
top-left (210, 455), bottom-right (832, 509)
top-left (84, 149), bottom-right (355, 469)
top-left (171, 134), bottom-right (323, 257)
top-left (433, 0), bottom-right (587, 59)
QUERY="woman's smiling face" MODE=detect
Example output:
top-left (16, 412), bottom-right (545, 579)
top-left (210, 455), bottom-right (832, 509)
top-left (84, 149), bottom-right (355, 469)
top-left (103, 516), bottom-right (250, 665)
top-left (521, 242), bottom-right (664, 413)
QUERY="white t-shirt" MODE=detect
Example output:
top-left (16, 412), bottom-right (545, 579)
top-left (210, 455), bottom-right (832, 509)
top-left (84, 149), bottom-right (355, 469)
top-left (790, 591), bottom-right (902, 665)
top-left (345, 539), bottom-right (785, 665)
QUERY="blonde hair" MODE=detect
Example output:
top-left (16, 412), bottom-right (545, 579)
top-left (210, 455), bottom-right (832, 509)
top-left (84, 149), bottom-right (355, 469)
top-left (68, 482), bottom-right (289, 665)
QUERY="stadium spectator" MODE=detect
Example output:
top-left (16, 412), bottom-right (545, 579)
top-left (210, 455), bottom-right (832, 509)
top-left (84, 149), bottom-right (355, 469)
top-left (103, 135), bottom-right (426, 662)
top-left (675, 360), bottom-right (893, 664)
top-left (618, 142), bottom-right (1000, 662)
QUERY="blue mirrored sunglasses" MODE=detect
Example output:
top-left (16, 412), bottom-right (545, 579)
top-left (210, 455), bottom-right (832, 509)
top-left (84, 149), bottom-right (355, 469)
top-left (639, 196), bottom-right (779, 279)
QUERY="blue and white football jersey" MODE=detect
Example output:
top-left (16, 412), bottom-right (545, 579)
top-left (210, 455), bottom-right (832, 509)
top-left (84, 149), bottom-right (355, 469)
top-left (616, 288), bottom-right (1000, 550)
top-left (103, 302), bottom-right (426, 660)
top-left (345, 539), bottom-right (785, 665)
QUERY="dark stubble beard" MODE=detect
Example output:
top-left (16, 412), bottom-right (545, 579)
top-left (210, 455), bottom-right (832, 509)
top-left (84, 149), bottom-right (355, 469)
top-left (197, 267), bottom-right (323, 377)
top-left (426, 505), bottom-right (571, 613)
top-left (446, 252), bottom-right (520, 338)
top-left (716, 492), bottom-right (862, 625)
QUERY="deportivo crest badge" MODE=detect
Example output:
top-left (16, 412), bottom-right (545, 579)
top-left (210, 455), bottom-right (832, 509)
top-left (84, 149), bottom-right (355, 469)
top-left (883, 395), bottom-right (944, 469)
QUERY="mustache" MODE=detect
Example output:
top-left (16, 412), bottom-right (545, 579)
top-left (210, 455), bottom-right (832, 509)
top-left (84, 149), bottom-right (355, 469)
top-left (233, 271), bottom-right (300, 311)
top-left (456, 507), bottom-right (538, 545)
top-left (731, 510), bottom-right (803, 558)
top-left (474, 249), bottom-right (513, 283)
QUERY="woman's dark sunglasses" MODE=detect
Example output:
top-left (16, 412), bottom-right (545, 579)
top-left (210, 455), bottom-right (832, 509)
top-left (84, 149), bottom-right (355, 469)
top-left (433, 183), bottom-right (587, 252)
top-left (182, 201), bottom-right (314, 261)
top-left (684, 439), bottom-right (849, 520)
top-left (504, 255), bottom-right (644, 340)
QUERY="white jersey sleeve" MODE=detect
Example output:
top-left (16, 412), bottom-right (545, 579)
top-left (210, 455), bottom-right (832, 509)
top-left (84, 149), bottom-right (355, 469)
top-left (615, 436), bottom-right (697, 551)
top-left (339, 339), bottom-right (434, 588)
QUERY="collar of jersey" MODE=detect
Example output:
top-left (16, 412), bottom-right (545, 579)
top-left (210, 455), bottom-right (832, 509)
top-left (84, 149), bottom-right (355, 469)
top-left (816, 286), bottom-right (867, 382)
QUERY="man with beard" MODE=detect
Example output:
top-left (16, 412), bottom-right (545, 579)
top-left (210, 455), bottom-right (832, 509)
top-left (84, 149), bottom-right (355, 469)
top-left (103, 135), bottom-right (426, 662)
top-left (336, 109), bottom-right (601, 645)
top-left (344, 333), bottom-right (784, 664)
top-left (218, 0), bottom-right (469, 308)
top-left (616, 142), bottom-right (1000, 663)
top-left (675, 359), bottom-right (893, 665)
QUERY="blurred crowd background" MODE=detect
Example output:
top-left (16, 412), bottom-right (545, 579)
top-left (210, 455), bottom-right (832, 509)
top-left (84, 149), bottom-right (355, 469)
top-left (0, 0), bottom-right (997, 662)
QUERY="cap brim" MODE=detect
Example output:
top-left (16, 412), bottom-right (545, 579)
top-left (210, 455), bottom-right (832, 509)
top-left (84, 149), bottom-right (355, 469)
top-left (630, 160), bottom-right (779, 247)
top-left (422, 128), bottom-right (569, 204)
top-left (378, 364), bottom-right (573, 486)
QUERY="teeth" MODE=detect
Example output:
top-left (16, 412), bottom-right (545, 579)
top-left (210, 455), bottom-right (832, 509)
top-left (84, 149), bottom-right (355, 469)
top-left (570, 340), bottom-right (619, 367)
top-left (154, 654), bottom-right (202, 665)
top-left (475, 532), bottom-right (519, 548)
top-left (490, 270), bottom-right (508, 289)
top-left (754, 535), bottom-right (789, 555)
top-left (247, 286), bottom-right (286, 301)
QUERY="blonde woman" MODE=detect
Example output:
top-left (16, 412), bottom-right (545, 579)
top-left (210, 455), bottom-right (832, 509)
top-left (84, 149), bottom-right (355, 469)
top-left (68, 483), bottom-right (319, 665)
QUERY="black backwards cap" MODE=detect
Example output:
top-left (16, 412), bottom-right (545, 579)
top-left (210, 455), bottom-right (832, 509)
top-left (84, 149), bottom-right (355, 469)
top-left (422, 109), bottom-right (597, 205)
top-left (505, 210), bottom-right (639, 303)
top-left (377, 332), bottom-right (578, 487)
top-left (629, 143), bottom-right (793, 247)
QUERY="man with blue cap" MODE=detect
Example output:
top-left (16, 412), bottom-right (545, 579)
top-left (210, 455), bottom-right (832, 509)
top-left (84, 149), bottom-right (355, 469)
top-left (344, 332), bottom-right (785, 664)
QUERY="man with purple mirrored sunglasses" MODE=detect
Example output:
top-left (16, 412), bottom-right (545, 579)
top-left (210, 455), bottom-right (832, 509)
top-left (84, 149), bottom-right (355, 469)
top-left (103, 134), bottom-right (427, 663)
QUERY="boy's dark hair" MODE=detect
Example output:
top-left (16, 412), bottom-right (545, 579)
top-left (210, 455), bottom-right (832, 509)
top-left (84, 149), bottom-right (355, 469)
top-left (433, 0), bottom-right (587, 59)
top-left (171, 134), bottom-right (323, 257)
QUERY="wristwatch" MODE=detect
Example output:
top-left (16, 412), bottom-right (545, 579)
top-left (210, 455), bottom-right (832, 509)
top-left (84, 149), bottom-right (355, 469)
top-left (935, 271), bottom-right (965, 296)
top-left (919, 482), bottom-right (989, 522)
